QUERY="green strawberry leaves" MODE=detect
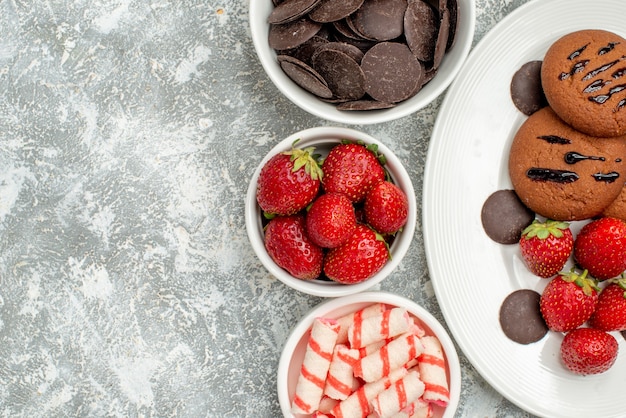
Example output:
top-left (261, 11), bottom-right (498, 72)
top-left (522, 219), bottom-right (570, 240)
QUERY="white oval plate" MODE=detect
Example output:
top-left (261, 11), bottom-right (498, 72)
top-left (423, 0), bottom-right (626, 417)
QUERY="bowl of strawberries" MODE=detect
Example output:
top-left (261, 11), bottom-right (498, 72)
top-left (245, 127), bottom-right (416, 297)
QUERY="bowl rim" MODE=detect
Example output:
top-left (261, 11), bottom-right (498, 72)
top-left (244, 126), bottom-right (417, 297)
top-left (276, 290), bottom-right (461, 418)
top-left (248, 0), bottom-right (476, 125)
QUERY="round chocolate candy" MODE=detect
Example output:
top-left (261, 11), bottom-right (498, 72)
top-left (510, 60), bottom-right (548, 116)
top-left (361, 42), bottom-right (423, 103)
top-left (481, 189), bottom-right (535, 245)
top-left (268, 0), bottom-right (321, 24)
top-left (278, 55), bottom-right (333, 99)
top-left (268, 18), bottom-right (322, 51)
top-left (499, 289), bottom-right (549, 345)
top-left (312, 49), bottom-right (366, 100)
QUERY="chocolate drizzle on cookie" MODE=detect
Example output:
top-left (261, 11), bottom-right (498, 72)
top-left (584, 79), bottom-right (610, 93)
top-left (593, 172), bottom-right (620, 183)
top-left (559, 60), bottom-right (588, 80)
top-left (589, 84), bottom-right (626, 104)
top-left (613, 67), bottom-right (626, 78)
top-left (564, 152), bottom-right (605, 164)
top-left (599, 42), bottom-right (620, 55)
top-left (526, 168), bottom-right (579, 183)
top-left (526, 168), bottom-right (619, 184)
top-left (582, 57), bottom-right (624, 81)
top-left (559, 40), bottom-right (626, 112)
top-left (568, 43), bottom-right (589, 60)
top-left (537, 135), bottom-right (571, 144)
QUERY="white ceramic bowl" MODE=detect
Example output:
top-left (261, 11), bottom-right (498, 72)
top-left (277, 291), bottom-right (461, 417)
top-left (245, 127), bottom-right (416, 297)
top-left (249, 0), bottom-right (475, 125)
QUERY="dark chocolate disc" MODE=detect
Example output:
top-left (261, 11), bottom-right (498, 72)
top-left (309, 0), bottom-right (365, 23)
top-left (510, 60), bottom-right (548, 116)
top-left (361, 42), bottom-right (423, 103)
top-left (312, 49), bottom-right (366, 100)
top-left (267, 0), bottom-right (322, 24)
top-left (268, 18), bottom-right (322, 50)
top-left (404, 0), bottom-right (438, 63)
top-left (499, 289), bottom-right (548, 345)
top-left (345, 14), bottom-right (377, 41)
top-left (431, 6), bottom-right (450, 70)
top-left (277, 35), bottom-right (329, 65)
top-left (336, 99), bottom-right (395, 111)
top-left (481, 189), bottom-right (535, 245)
top-left (278, 55), bottom-right (333, 98)
top-left (313, 42), bottom-right (364, 64)
top-left (332, 29), bottom-right (378, 52)
top-left (446, 0), bottom-right (459, 51)
top-left (332, 19), bottom-right (363, 40)
top-left (350, 0), bottom-right (408, 41)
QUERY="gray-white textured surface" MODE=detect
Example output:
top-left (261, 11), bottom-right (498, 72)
top-left (0, 0), bottom-right (536, 416)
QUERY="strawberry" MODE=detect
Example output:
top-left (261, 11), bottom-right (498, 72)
top-left (574, 216), bottom-right (626, 280)
top-left (364, 180), bottom-right (409, 234)
top-left (321, 142), bottom-right (386, 203)
top-left (519, 219), bottom-right (574, 278)
top-left (589, 277), bottom-right (626, 331)
top-left (560, 327), bottom-right (618, 375)
top-left (305, 192), bottom-right (357, 248)
top-left (257, 142), bottom-right (323, 217)
top-left (539, 269), bottom-right (599, 332)
top-left (264, 215), bottom-right (323, 280)
top-left (324, 224), bottom-right (389, 284)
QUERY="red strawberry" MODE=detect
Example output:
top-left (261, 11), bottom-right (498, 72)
top-left (539, 269), bottom-right (599, 332)
top-left (324, 224), bottom-right (389, 284)
top-left (322, 142), bottom-right (386, 203)
top-left (306, 192), bottom-right (357, 248)
top-left (560, 327), bottom-right (618, 375)
top-left (519, 219), bottom-right (574, 278)
top-left (364, 181), bottom-right (409, 234)
top-left (257, 143), bottom-right (322, 217)
top-left (574, 217), bottom-right (626, 280)
top-left (589, 277), bottom-right (626, 331)
top-left (264, 215), bottom-right (323, 280)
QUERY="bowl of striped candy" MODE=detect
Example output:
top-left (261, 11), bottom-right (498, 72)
top-left (277, 291), bottom-right (461, 417)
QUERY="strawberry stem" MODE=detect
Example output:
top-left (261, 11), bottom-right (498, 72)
top-left (522, 219), bottom-right (570, 240)
top-left (282, 140), bottom-right (323, 181)
top-left (561, 268), bottom-right (600, 296)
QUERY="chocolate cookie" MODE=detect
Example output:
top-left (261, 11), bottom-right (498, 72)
top-left (541, 29), bottom-right (626, 137)
top-left (602, 184), bottom-right (626, 221)
top-left (499, 289), bottom-right (548, 345)
top-left (511, 60), bottom-right (548, 116)
top-left (481, 189), bottom-right (535, 244)
top-left (509, 107), bottom-right (626, 221)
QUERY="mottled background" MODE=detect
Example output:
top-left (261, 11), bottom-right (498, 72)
top-left (0, 0), bottom-right (536, 416)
